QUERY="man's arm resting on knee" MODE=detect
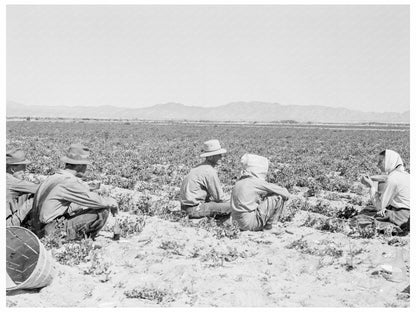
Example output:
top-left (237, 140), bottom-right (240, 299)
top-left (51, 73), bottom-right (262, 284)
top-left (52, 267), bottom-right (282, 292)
top-left (59, 181), bottom-right (118, 211)
top-left (259, 180), bottom-right (291, 201)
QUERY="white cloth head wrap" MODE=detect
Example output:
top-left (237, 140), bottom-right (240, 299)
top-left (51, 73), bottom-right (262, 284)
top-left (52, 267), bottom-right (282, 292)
top-left (383, 149), bottom-right (404, 174)
top-left (240, 153), bottom-right (269, 180)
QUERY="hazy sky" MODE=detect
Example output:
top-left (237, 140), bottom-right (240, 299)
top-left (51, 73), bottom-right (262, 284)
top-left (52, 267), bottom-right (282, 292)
top-left (7, 5), bottom-right (409, 113)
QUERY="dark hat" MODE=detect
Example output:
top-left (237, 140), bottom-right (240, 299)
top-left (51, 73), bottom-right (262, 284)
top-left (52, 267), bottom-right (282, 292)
top-left (6, 149), bottom-right (31, 165)
top-left (60, 143), bottom-right (91, 165)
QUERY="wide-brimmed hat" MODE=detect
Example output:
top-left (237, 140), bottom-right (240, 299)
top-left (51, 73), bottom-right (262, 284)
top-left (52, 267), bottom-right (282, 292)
top-left (60, 143), bottom-right (91, 165)
top-left (200, 139), bottom-right (227, 158)
top-left (6, 149), bottom-right (31, 165)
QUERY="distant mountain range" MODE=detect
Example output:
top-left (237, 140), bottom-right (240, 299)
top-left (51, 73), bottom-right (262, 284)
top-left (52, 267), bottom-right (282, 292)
top-left (6, 101), bottom-right (410, 123)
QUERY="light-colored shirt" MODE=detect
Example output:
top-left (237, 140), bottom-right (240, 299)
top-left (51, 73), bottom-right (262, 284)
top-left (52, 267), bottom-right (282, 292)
top-left (6, 173), bottom-right (38, 201)
top-left (372, 169), bottom-right (409, 210)
top-left (6, 173), bottom-right (38, 226)
top-left (32, 169), bottom-right (116, 225)
top-left (231, 176), bottom-right (289, 213)
top-left (180, 162), bottom-right (227, 206)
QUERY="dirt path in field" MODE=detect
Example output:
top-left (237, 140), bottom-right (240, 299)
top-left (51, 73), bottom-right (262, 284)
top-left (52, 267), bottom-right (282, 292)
top-left (6, 211), bottom-right (410, 308)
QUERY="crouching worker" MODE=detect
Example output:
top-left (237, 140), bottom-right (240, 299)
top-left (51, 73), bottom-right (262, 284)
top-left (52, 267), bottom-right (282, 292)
top-left (31, 143), bottom-right (118, 240)
top-left (180, 139), bottom-right (231, 218)
top-left (360, 149), bottom-right (410, 230)
top-left (6, 149), bottom-right (39, 226)
top-left (231, 154), bottom-right (290, 231)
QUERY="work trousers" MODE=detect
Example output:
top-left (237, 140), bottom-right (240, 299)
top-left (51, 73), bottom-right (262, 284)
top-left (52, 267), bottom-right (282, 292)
top-left (358, 205), bottom-right (410, 228)
top-left (43, 208), bottom-right (109, 240)
top-left (231, 195), bottom-right (285, 231)
top-left (182, 201), bottom-right (231, 218)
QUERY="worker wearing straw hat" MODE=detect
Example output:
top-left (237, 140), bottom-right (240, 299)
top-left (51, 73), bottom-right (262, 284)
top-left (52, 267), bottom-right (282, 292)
top-left (231, 154), bottom-right (291, 231)
top-left (180, 139), bottom-right (231, 218)
top-left (6, 149), bottom-right (39, 226)
top-left (31, 143), bottom-right (118, 240)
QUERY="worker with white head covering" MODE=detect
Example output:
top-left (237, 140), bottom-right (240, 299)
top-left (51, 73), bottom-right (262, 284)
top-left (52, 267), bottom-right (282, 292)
top-left (361, 149), bottom-right (409, 228)
top-left (231, 153), bottom-right (291, 231)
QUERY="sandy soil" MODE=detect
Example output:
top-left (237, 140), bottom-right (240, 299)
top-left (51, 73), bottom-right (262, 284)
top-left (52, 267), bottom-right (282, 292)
top-left (6, 207), bottom-right (410, 307)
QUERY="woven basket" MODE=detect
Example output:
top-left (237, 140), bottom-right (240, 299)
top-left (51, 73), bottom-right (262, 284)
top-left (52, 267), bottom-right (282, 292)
top-left (6, 226), bottom-right (55, 291)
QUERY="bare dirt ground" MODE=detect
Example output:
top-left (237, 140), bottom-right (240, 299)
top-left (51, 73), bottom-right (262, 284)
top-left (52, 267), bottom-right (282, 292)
top-left (6, 201), bottom-right (410, 308)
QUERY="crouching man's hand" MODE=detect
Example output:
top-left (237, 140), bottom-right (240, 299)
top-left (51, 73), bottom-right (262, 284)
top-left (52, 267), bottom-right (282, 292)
top-left (67, 203), bottom-right (84, 216)
top-left (280, 188), bottom-right (291, 202)
top-left (88, 180), bottom-right (101, 191)
top-left (360, 175), bottom-right (374, 188)
top-left (376, 208), bottom-right (386, 218)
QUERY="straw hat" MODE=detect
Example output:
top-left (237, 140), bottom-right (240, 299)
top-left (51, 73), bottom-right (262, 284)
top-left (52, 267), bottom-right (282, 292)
top-left (60, 143), bottom-right (91, 165)
top-left (200, 139), bottom-right (227, 158)
top-left (6, 149), bottom-right (31, 165)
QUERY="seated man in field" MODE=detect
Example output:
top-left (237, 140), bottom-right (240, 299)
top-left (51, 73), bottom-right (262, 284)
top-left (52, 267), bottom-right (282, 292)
top-left (360, 150), bottom-right (410, 228)
top-left (231, 154), bottom-right (291, 231)
top-left (31, 143), bottom-right (119, 240)
top-left (180, 139), bottom-right (231, 218)
top-left (6, 149), bottom-right (39, 226)
top-left (360, 149), bottom-right (409, 230)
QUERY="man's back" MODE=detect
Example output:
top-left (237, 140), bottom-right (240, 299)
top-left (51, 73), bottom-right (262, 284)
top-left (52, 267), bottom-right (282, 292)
top-left (231, 176), bottom-right (288, 213)
top-left (33, 170), bottom-right (75, 223)
top-left (180, 163), bottom-right (225, 206)
top-left (32, 168), bottom-right (115, 227)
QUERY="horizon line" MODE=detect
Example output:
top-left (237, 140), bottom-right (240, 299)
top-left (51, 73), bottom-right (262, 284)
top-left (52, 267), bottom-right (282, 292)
top-left (6, 100), bottom-right (410, 115)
